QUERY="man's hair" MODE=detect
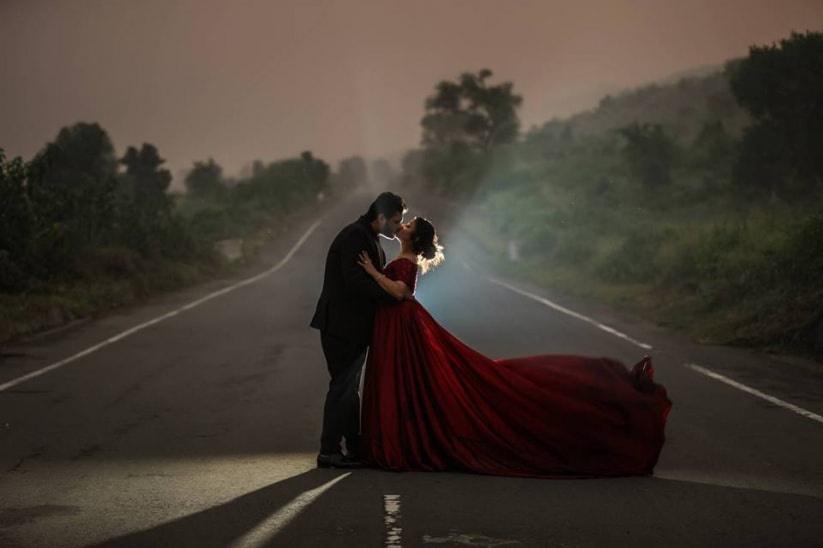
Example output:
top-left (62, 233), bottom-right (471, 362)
top-left (364, 192), bottom-right (407, 222)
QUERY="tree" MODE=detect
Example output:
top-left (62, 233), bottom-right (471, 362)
top-left (300, 150), bottom-right (330, 193)
top-left (119, 143), bottom-right (173, 217)
top-left (27, 122), bottom-right (119, 252)
top-left (418, 69), bottom-right (523, 195)
top-left (0, 149), bottom-right (33, 291)
top-left (727, 31), bottom-right (823, 197)
top-left (689, 120), bottom-right (735, 180)
top-left (336, 156), bottom-right (368, 189)
top-left (617, 122), bottom-right (677, 189)
top-left (422, 69), bottom-right (523, 152)
top-left (522, 119), bottom-right (572, 160)
top-left (231, 151), bottom-right (329, 211)
top-left (184, 158), bottom-right (226, 198)
top-left (116, 143), bottom-right (175, 254)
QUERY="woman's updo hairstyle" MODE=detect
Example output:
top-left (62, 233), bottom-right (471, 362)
top-left (410, 216), bottom-right (445, 273)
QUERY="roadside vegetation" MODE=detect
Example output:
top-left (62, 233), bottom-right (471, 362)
top-left (400, 31), bottom-right (823, 360)
top-left (0, 123), bottom-right (370, 344)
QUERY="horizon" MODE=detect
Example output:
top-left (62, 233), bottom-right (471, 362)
top-left (2, 0), bottom-right (821, 187)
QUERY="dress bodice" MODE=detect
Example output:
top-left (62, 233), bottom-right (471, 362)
top-left (383, 257), bottom-right (418, 292)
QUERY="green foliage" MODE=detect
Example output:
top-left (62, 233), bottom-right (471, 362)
top-left (0, 149), bottom-right (34, 290)
top-left (777, 211), bottom-right (823, 289)
top-left (596, 226), bottom-right (666, 283)
top-left (227, 150), bottom-right (329, 214)
top-left (424, 31), bottom-right (822, 356)
top-left (333, 155), bottom-right (368, 190)
top-left (28, 122), bottom-right (120, 254)
top-left (189, 207), bottom-right (233, 242)
top-left (0, 124), bottom-right (214, 288)
top-left (184, 157), bottom-right (226, 199)
top-left (731, 121), bottom-right (789, 199)
top-left (116, 143), bottom-right (176, 257)
top-left (418, 69), bottom-right (523, 195)
top-left (0, 121), bottom-right (330, 301)
top-left (728, 30), bottom-right (823, 197)
top-left (617, 122), bottom-right (678, 189)
top-left (0, 250), bottom-right (27, 293)
top-left (176, 150), bottom-right (330, 247)
top-left (422, 69), bottom-right (522, 151)
top-left (522, 120), bottom-right (577, 161)
top-left (419, 143), bottom-right (490, 197)
top-left (689, 120), bottom-right (735, 176)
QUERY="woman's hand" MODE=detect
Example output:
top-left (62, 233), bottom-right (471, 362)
top-left (357, 251), bottom-right (380, 278)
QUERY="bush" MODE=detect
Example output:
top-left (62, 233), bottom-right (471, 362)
top-left (0, 250), bottom-right (27, 293)
top-left (70, 246), bottom-right (145, 279)
top-left (595, 226), bottom-right (664, 283)
top-left (551, 229), bottom-right (597, 265)
top-left (776, 211), bottom-right (823, 288)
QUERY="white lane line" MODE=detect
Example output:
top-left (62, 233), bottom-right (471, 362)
top-left (458, 259), bottom-right (823, 426)
top-left (685, 363), bottom-right (823, 425)
top-left (384, 494), bottom-right (402, 548)
top-left (486, 277), bottom-right (652, 350)
top-left (0, 220), bottom-right (322, 393)
top-left (460, 258), bottom-right (652, 350)
top-left (228, 472), bottom-right (350, 548)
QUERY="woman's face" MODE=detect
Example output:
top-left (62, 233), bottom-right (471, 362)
top-left (397, 217), bottom-right (417, 243)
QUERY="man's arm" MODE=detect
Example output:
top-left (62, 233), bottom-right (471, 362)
top-left (340, 230), bottom-right (395, 302)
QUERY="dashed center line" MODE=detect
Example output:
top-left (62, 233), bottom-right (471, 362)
top-left (384, 494), bottom-right (403, 547)
top-left (459, 258), bottom-right (652, 350)
top-left (685, 362), bottom-right (823, 424)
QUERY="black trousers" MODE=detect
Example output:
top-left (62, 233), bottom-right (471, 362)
top-left (319, 331), bottom-right (368, 455)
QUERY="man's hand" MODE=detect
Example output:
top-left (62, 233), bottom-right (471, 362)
top-left (357, 250), bottom-right (380, 278)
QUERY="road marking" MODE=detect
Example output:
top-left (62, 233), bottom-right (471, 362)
top-left (384, 494), bottom-right (402, 547)
top-left (461, 259), bottom-right (652, 350)
top-left (423, 533), bottom-right (520, 546)
top-left (685, 363), bottom-right (823, 425)
top-left (459, 259), bottom-right (823, 426)
top-left (228, 471), bottom-right (350, 548)
top-left (0, 220), bottom-right (322, 393)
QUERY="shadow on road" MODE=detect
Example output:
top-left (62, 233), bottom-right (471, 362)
top-left (86, 469), bottom-right (349, 548)
top-left (87, 466), bottom-right (823, 547)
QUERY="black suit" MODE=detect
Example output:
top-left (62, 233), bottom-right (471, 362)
top-left (310, 215), bottom-right (394, 455)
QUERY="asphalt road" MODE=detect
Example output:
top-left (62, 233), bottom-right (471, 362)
top-left (1, 186), bottom-right (822, 547)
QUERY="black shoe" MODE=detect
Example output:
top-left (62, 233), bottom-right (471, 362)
top-left (316, 452), bottom-right (364, 469)
top-left (342, 453), bottom-right (364, 466)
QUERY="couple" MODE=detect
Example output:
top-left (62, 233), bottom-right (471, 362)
top-left (309, 192), bottom-right (672, 477)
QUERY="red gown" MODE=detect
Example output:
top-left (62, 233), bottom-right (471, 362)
top-left (361, 258), bottom-right (673, 478)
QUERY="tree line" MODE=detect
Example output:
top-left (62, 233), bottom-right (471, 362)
top-left (401, 30), bottom-right (823, 356)
top-left (408, 31), bottom-right (823, 205)
top-left (0, 123), bottom-right (332, 293)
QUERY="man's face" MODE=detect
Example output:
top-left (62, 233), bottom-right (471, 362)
top-left (378, 212), bottom-right (404, 239)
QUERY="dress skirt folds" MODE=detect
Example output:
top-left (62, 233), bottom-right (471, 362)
top-left (360, 258), bottom-right (673, 478)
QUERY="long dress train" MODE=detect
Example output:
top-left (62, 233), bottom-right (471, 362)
top-left (360, 258), bottom-right (673, 478)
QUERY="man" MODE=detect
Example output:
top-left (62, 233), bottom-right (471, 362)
top-left (310, 191), bottom-right (407, 468)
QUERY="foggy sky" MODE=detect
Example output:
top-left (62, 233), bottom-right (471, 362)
top-left (2, 0), bottom-right (821, 188)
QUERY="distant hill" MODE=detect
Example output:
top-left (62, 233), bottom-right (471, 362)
top-left (527, 59), bottom-right (751, 144)
top-left (654, 62), bottom-right (728, 85)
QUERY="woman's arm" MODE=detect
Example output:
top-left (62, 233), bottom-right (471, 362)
top-left (357, 251), bottom-right (412, 301)
top-left (373, 272), bottom-right (410, 301)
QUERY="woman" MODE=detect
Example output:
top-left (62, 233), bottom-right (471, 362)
top-left (356, 216), bottom-right (672, 478)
